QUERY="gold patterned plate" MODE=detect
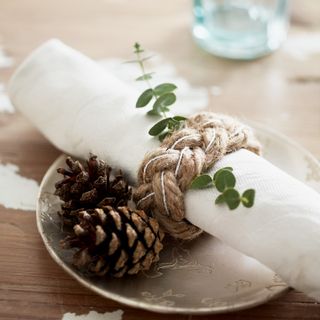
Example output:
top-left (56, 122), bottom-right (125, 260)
top-left (36, 123), bottom-right (320, 314)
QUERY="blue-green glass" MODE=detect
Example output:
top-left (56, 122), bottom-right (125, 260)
top-left (193, 0), bottom-right (289, 60)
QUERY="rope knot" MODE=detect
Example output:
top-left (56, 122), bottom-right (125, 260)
top-left (133, 112), bottom-right (261, 240)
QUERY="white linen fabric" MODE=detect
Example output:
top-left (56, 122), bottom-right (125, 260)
top-left (9, 39), bottom-right (320, 300)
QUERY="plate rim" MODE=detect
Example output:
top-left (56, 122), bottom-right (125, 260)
top-left (35, 121), bottom-right (320, 314)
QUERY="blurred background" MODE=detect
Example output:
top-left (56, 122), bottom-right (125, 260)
top-left (0, 0), bottom-right (319, 156)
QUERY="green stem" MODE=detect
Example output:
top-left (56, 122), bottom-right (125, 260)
top-left (135, 51), bottom-right (167, 119)
top-left (136, 51), bottom-right (152, 88)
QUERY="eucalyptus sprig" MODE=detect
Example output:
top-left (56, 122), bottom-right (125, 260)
top-left (130, 43), bottom-right (187, 141)
top-left (190, 167), bottom-right (255, 210)
top-left (129, 43), bottom-right (255, 212)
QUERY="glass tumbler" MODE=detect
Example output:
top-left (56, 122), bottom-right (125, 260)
top-left (193, 0), bottom-right (289, 60)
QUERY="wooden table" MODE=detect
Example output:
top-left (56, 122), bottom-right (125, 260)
top-left (1, 0), bottom-right (320, 319)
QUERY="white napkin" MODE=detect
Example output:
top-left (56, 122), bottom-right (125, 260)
top-left (9, 39), bottom-right (320, 300)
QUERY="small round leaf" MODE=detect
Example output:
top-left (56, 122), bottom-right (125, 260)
top-left (223, 189), bottom-right (241, 210)
top-left (147, 109), bottom-right (161, 116)
top-left (215, 194), bottom-right (225, 205)
top-left (172, 115), bottom-right (187, 121)
top-left (154, 83), bottom-right (177, 96)
top-left (153, 93), bottom-right (176, 112)
top-left (136, 89), bottom-right (153, 108)
top-left (215, 170), bottom-right (236, 192)
top-left (241, 189), bottom-right (255, 208)
top-left (213, 167), bottom-right (233, 181)
top-left (190, 174), bottom-right (213, 189)
top-left (135, 73), bottom-right (154, 81)
top-left (148, 118), bottom-right (170, 136)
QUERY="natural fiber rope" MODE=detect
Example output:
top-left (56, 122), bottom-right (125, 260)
top-left (133, 112), bottom-right (261, 240)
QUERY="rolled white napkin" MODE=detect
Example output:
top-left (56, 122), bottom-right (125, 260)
top-left (9, 39), bottom-right (320, 300)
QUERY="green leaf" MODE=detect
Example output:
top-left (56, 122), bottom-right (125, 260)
top-left (214, 170), bottom-right (236, 192)
top-left (215, 194), bottom-right (225, 205)
top-left (162, 107), bottom-right (170, 112)
top-left (213, 167), bottom-right (233, 181)
top-left (136, 89), bottom-right (154, 108)
top-left (167, 118), bottom-right (178, 129)
top-left (223, 189), bottom-right (241, 210)
top-left (172, 115), bottom-right (187, 121)
top-left (136, 73), bottom-right (154, 81)
top-left (158, 131), bottom-right (170, 142)
top-left (147, 109), bottom-right (161, 116)
top-left (167, 121), bottom-right (173, 130)
top-left (134, 42), bottom-right (143, 53)
top-left (153, 93), bottom-right (176, 112)
top-left (154, 83), bottom-right (177, 96)
top-left (190, 174), bottom-right (213, 189)
top-left (148, 118), bottom-right (170, 136)
top-left (241, 189), bottom-right (255, 208)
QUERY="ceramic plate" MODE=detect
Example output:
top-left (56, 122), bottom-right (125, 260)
top-left (36, 123), bottom-right (320, 314)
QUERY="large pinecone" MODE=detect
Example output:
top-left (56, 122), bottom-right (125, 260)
top-left (61, 206), bottom-right (164, 277)
top-left (55, 154), bottom-right (164, 277)
top-left (55, 155), bottom-right (131, 224)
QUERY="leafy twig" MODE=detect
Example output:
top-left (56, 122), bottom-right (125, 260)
top-left (190, 167), bottom-right (255, 210)
top-left (130, 42), bottom-right (187, 141)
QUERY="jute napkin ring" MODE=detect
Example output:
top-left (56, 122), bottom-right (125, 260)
top-left (133, 112), bottom-right (261, 240)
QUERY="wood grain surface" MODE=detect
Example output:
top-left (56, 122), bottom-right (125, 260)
top-left (0, 0), bottom-right (320, 319)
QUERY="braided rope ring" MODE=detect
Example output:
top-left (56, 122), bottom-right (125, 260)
top-left (133, 112), bottom-right (261, 240)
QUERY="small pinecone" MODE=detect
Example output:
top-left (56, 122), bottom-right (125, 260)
top-left (55, 154), bottom-right (131, 224)
top-left (61, 206), bottom-right (164, 277)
